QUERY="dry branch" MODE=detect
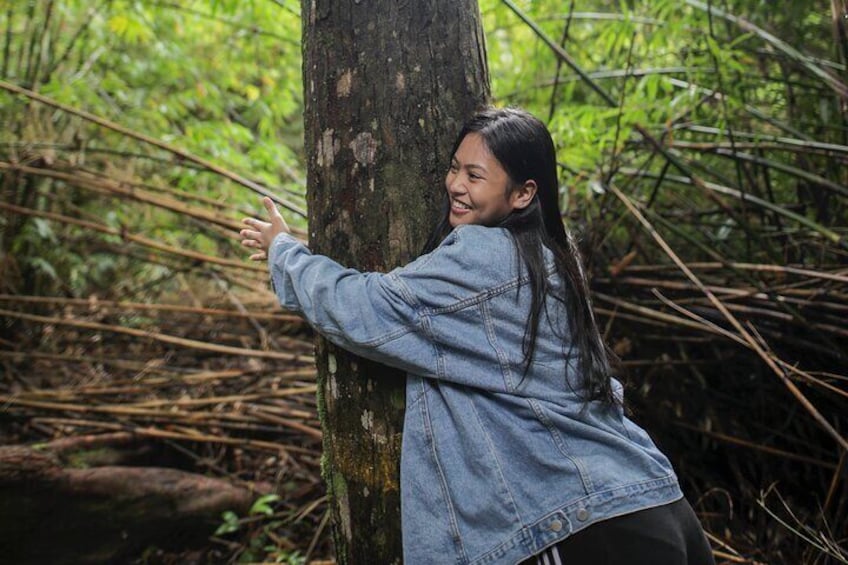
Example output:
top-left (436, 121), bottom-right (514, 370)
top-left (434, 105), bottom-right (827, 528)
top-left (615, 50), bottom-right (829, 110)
top-left (0, 79), bottom-right (307, 218)
top-left (0, 307), bottom-right (313, 362)
top-left (608, 183), bottom-right (848, 452)
top-left (0, 200), bottom-right (267, 272)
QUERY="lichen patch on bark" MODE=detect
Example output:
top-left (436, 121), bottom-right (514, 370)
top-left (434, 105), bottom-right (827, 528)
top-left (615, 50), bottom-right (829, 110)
top-left (336, 69), bottom-right (353, 98)
top-left (317, 128), bottom-right (338, 169)
top-left (349, 132), bottom-right (378, 166)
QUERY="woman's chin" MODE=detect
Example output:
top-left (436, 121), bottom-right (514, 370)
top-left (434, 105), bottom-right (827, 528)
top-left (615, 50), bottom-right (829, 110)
top-left (449, 213), bottom-right (474, 227)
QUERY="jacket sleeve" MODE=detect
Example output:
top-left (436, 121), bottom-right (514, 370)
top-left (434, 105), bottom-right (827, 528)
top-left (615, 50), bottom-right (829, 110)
top-left (267, 232), bottom-right (441, 378)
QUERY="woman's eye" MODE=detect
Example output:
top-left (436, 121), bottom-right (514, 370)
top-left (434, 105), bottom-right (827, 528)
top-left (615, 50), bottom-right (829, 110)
top-left (468, 173), bottom-right (480, 180)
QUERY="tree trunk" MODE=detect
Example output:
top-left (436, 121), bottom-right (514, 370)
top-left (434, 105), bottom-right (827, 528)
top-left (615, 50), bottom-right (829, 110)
top-left (301, 2), bottom-right (489, 562)
top-left (0, 442), bottom-right (257, 564)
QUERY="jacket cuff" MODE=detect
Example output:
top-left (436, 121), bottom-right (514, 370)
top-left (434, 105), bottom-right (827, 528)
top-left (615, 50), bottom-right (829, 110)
top-left (268, 232), bottom-right (302, 309)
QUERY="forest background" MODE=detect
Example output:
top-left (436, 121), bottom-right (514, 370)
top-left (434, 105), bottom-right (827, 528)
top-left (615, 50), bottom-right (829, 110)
top-left (0, 1), bottom-right (846, 564)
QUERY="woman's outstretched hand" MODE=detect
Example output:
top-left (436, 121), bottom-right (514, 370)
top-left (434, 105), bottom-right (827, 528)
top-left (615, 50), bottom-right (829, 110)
top-left (239, 197), bottom-right (290, 261)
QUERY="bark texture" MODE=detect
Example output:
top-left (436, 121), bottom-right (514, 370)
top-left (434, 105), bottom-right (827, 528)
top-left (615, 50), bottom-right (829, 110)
top-left (301, 1), bottom-right (490, 562)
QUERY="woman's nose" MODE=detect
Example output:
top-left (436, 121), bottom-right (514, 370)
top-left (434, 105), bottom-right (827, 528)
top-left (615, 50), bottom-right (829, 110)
top-left (446, 173), bottom-right (464, 193)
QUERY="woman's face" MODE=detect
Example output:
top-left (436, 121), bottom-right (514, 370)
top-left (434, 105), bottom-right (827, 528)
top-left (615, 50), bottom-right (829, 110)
top-left (445, 133), bottom-right (516, 227)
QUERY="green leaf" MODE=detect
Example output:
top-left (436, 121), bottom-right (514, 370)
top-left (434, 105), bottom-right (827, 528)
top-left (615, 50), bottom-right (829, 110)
top-left (249, 493), bottom-right (281, 516)
top-left (214, 510), bottom-right (241, 536)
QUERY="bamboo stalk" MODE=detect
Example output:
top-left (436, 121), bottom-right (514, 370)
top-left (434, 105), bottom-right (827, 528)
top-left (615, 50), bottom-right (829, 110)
top-left (0, 350), bottom-right (179, 373)
top-left (671, 140), bottom-right (848, 159)
top-left (614, 262), bottom-right (848, 283)
top-left (608, 183), bottom-right (848, 452)
top-left (0, 200), bottom-right (266, 272)
top-left (711, 148), bottom-right (848, 198)
top-left (685, 0), bottom-right (848, 100)
top-left (3, 396), bottom-right (321, 441)
top-left (675, 421), bottom-right (838, 470)
top-left (500, 0), bottom-right (616, 106)
top-left (0, 294), bottom-right (303, 322)
top-left (679, 125), bottom-right (848, 154)
top-left (618, 167), bottom-right (846, 248)
top-left (0, 307), bottom-right (313, 362)
top-left (0, 79), bottom-right (307, 217)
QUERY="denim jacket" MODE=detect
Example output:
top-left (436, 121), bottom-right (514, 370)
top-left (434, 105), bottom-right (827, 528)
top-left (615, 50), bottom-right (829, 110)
top-left (269, 224), bottom-right (682, 565)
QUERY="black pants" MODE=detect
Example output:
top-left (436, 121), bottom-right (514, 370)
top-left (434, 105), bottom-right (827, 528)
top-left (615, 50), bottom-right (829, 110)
top-left (521, 498), bottom-right (715, 565)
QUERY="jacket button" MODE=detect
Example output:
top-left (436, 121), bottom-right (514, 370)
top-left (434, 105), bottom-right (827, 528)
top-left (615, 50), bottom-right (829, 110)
top-left (576, 508), bottom-right (590, 522)
top-left (549, 519), bottom-right (562, 532)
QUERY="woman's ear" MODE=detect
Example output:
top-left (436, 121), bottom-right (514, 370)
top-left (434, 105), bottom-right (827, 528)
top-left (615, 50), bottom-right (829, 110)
top-left (510, 179), bottom-right (538, 210)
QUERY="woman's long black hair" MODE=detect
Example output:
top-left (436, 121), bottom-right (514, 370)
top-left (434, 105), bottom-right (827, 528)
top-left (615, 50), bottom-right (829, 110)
top-left (423, 107), bottom-right (618, 404)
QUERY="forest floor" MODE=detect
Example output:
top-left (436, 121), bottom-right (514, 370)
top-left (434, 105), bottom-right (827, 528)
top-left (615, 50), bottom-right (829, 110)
top-left (0, 289), bottom-right (335, 564)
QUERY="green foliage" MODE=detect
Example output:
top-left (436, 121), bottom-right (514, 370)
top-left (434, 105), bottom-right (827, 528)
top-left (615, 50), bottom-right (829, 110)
top-left (214, 494), bottom-right (309, 564)
top-left (481, 0), bottom-right (844, 266)
top-left (1, 0), bottom-right (306, 298)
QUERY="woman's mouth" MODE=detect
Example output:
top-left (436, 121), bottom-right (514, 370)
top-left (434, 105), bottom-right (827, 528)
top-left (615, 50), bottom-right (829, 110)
top-left (451, 198), bottom-right (472, 214)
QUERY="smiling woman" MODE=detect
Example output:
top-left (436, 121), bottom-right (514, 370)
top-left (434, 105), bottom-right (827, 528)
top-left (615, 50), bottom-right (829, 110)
top-left (239, 107), bottom-right (714, 565)
top-left (446, 132), bottom-right (537, 227)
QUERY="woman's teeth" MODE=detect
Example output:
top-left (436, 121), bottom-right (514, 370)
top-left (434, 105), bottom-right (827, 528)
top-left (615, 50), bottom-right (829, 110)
top-left (453, 199), bottom-right (471, 210)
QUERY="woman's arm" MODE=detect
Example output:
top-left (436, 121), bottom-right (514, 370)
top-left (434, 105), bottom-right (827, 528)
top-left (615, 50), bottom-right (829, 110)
top-left (239, 199), bottom-right (440, 378)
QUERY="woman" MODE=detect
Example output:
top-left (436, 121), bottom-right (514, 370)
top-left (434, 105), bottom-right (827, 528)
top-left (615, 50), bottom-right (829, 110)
top-left (239, 107), bottom-right (714, 565)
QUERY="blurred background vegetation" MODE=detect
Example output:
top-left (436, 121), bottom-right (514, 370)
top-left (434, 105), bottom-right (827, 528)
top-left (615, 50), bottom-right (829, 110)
top-left (0, 1), bottom-right (845, 563)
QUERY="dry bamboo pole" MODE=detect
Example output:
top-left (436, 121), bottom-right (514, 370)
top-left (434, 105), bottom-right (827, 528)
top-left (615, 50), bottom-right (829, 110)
top-left (0, 294), bottom-right (302, 322)
top-left (125, 386), bottom-right (317, 408)
top-left (27, 417), bottom-right (322, 461)
top-left (246, 407), bottom-right (323, 440)
top-left (616, 262), bottom-right (848, 284)
top-left (594, 292), bottom-right (735, 335)
top-left (117, 426), bottom-right (308, 456)
top-left (608, 183), bottom-right (848, 452)
top-left (618, 167), bottom-right (846, 248)
top-left (594, 307), bottom-right (687, 330)
top-left (598, 277), bottom-right (848, 319)
top-left (685, 0), bottom-right (848, 100)
top-left (0, 160), bottom-right (249, 233)
top-left (75, 160), bottom-right (248, 211)
top-left (651, 287), bottom-right (845, 363)
top-left (673, 422), bottom-right (838, 470)
top-left (2, 395), bottom-right (321, 440)
top-left (0, 200), bottom-right (265, 272)
top-left (0, 308), bottom-right (313, 362)
top-left (0, 350), bottom-right (179, 373)
top-left (0, 79), bottom-right (307, 217)
top-left (711, 148), bottom-right (848, 198)
top-left (41, 382), bottom-right (318, 401)
top-left (670, 140), bottom-right (848, 160)
top-left (679, 125), bottom-right (848, 154)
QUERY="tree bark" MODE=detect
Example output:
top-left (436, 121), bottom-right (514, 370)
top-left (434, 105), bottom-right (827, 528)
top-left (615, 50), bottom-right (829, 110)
top-left (301, 2), bottom-right (489, 562)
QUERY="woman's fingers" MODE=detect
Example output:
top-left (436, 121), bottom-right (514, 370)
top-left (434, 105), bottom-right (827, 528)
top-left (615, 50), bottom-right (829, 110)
top-left (239, 198), bottom-right (288, 263)
top-left (243, 217), bottom-right (270, 229)
top-left (263, 196), bottom-right (290, 233)
top-left (263, 196), bottom-right (281, 218)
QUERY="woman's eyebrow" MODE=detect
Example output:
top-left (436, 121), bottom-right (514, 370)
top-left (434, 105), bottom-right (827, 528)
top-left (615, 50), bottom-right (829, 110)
top-left (451, 157), bottom-right (488, 174)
